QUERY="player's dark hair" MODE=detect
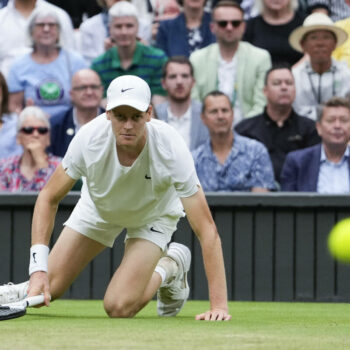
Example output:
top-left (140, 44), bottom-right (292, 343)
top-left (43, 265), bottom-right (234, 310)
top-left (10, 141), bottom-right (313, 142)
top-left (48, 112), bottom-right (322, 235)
top-left (162, 56), bottom-right (194, 78)
top-left (202, 90), bottom-right (232, 113)
top-left (264, 63), bottom-right (293, 86)
top-left (317, 96), bottom-right (350, 122)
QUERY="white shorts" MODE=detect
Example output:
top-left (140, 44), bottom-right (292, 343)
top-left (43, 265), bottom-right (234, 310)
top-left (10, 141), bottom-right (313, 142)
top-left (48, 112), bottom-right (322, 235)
top-left (64, 201), bottom-right (182, 252)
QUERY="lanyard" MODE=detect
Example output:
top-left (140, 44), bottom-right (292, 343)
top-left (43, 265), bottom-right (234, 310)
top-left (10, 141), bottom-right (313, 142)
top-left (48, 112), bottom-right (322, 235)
top-left (306, 65), bottom-right (336, 104)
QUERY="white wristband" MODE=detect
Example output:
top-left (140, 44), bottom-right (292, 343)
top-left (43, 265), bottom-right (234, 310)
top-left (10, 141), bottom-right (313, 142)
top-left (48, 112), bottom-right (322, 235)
top-left (29, 244), bottom-right (49, 276)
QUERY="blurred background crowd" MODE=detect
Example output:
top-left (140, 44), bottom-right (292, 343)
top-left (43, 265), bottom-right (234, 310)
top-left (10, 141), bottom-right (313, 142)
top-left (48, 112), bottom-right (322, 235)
top-left (1, 0), bottom-right (350, 194)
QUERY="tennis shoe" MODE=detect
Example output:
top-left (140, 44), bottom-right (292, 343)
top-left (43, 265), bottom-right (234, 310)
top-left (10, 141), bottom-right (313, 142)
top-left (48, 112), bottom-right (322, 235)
top-left (0, 281), bottom-right (28, 305)
top-left (157, 242), bottom-right (191, 317)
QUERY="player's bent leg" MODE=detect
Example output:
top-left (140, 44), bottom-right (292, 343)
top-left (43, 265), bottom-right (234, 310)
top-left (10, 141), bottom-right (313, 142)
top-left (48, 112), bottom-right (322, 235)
top-left (104, 238), bottom-right (163, 318)
top-left (47, 226), bottom-right (106, 300)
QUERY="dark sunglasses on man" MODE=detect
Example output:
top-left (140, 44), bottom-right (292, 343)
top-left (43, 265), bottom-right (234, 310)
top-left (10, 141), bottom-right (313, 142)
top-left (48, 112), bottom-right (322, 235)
top-left (20, 126), bottom-right (49, 135)
top-left (215, 20), bottom-right (243, 28)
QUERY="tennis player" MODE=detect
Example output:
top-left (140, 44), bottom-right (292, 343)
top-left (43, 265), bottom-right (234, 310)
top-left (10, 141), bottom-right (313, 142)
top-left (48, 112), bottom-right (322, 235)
top-left (0, 75), bottom-right (231, 321)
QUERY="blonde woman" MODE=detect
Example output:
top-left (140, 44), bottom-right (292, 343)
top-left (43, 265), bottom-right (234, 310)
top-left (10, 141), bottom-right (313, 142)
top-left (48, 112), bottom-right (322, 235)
top-left (244, 0), bottom-right (305, 65)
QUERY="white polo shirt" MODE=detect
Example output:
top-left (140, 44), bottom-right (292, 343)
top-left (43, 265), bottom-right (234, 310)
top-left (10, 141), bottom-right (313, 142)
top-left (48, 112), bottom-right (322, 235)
top-left (62, 115), bottom-right (199, 228)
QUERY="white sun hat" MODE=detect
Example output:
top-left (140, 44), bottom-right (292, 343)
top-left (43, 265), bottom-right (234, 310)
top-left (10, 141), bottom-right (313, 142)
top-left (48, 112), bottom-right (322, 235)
top-left (106, 75), bottom-right (151, 112)
top-left (289, 12), bottom-right (348, 53)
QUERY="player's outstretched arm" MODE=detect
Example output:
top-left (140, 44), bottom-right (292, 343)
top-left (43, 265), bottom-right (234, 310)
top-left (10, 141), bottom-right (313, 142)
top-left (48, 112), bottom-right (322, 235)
top-left (28, 164), bottom-right (76, 305)
top-left (180, 187), bottom-right (231, 321)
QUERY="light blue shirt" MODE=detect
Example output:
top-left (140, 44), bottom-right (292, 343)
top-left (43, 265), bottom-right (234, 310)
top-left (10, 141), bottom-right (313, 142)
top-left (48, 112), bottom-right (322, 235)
top-left (317, 145), bottom-right (350, 194)
top-left (192, 133), bottom-right (275, 192)
top-left (0, 113), bottom-right (22, 159)
top-left (7, 49), bottom-right (86, 118)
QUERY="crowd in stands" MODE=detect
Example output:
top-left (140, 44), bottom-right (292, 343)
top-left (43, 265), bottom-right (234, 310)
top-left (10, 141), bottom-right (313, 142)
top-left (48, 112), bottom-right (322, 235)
top-left (0, 0), bottom-right (350, 194)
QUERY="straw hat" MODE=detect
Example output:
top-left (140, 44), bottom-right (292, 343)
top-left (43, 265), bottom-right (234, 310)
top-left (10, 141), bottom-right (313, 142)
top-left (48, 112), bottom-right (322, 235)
top-left (289, 12), bottom-right (348, 53)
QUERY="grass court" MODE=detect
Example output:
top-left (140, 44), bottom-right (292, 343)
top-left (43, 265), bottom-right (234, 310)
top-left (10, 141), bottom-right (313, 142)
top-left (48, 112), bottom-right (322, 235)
top-left (1, 300), bottom-right (350, 349)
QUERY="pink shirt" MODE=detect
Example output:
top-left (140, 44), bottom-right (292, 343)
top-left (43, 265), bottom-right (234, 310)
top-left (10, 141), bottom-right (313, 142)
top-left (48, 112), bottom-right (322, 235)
top-left (0, 154), bottom-right (61, 192)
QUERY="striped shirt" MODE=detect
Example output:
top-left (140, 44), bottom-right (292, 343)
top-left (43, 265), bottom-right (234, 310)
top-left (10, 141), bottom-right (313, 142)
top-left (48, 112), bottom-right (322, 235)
top-left (91, 42), bottom-right (167, 97)
top-left (307, 0), bottom-right (350, 22)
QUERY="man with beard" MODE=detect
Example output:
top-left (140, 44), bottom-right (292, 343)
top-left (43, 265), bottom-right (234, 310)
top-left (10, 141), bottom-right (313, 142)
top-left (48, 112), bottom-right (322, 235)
top-left (190, 0), bottom-right (271, 123)
top-left (155, 56), bottom-right (208, 151)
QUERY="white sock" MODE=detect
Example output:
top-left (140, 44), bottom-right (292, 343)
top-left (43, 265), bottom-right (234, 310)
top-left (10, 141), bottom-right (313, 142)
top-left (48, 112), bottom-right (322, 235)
top-left (155, 257), bottom-right (178, 287)
top-left (155, 266), bottom-right (167, 287)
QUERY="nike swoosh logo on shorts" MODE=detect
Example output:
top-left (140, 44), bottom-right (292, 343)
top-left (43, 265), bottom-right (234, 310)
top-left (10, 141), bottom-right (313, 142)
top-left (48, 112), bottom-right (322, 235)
top-left (150, 227), bottom-right (163, 234)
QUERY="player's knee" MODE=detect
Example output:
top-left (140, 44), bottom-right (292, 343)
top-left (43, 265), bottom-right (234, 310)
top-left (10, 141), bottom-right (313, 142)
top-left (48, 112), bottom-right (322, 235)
top-left (104, 299), bottom-right (139, 318)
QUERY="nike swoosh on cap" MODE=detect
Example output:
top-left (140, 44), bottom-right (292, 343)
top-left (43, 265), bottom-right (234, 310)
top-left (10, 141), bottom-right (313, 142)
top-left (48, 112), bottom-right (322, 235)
top-left (121, 88), bottom-right (134, 93)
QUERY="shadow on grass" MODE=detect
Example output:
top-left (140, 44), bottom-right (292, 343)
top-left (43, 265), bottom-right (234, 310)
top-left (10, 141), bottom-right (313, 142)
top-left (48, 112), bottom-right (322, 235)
top-left (26, 313), bottom-right (194, 320)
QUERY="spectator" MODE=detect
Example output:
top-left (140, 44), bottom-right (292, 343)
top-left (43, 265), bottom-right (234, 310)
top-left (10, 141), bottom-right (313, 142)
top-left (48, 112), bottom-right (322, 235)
top-left (332, 0), bottom-right (350, 68)
top-left (289, 12), bottom-right (350, 121)
top-left (0, 106), bottom-right (61, 192)
top-left (7, 10), bottom-right (87, 119)
top-left (91, 1), bottom-right (167, 106)
top-left (48, 69), bottom-right (104, 157)
top-left (244, 0), bottom-right (305, 65)
top-left (0, 0), bottom-right (75, 78)
top-left (306, 0), bottom-right (350, 22)
top-left (150, 0), bottom-right (180, 44)
top-left (281, 97), bottom-right (350, 192)
top-left (235, 64), bottom-right (320, 184)
top-left (193, 91), bottom-right (275, 192)
top-left (79, 0), bottom-right (152, 65)
top-left (190, 0), bottom-right (271, 123)
top-left (155, 0), bottom-right (215, 57)
top-left (0, 72), bottom-right (23, 159)
top-left (155, 56), bottom-right (208, 151)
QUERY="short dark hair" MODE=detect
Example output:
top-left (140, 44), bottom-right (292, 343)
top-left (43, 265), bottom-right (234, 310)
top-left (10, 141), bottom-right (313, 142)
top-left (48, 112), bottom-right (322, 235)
top-left (162, 56), bottom-right (194, 78)
top-left (0, 72), bottom-right (10, 115)
top-left (202, 90), bottom-right (232, 113)
top-left (317, 96), bottom-right (350, 122)
top-left (264, 63), bottom-right (293, 86)
top-left (212, 0), bottom-right (244, 17)
top-left (177, 0), bottom-right (209, 7)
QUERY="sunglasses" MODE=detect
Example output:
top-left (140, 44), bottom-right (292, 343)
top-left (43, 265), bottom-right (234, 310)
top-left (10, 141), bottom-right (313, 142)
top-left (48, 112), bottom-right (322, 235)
top-left (20, 126), bottom-right (49, 135)
top-left (215, 20), bottom-right (243, 28)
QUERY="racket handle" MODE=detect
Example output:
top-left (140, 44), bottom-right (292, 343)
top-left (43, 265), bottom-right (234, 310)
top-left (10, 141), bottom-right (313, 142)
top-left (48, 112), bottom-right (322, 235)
top-left (25, 294), bottom-right (45, 307)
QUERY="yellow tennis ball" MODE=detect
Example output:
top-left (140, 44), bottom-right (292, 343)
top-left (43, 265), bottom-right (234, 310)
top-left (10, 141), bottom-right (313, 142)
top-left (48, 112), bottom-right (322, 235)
top-left (328, 218), bottom-right (350, 263)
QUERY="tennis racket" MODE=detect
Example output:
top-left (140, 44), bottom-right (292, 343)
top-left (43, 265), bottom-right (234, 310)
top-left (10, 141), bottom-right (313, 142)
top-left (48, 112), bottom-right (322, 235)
top-left (0, 294), bottom-right (45, 321)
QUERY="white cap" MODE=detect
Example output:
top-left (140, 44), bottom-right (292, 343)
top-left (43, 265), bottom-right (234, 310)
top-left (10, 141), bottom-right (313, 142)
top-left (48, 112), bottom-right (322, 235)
top-left (106, 75), bottom-right (151, 112)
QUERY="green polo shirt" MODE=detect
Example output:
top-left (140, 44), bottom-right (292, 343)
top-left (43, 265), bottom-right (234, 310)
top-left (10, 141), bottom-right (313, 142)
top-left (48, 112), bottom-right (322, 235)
top-left (91, 42), bottom-right (167, 97)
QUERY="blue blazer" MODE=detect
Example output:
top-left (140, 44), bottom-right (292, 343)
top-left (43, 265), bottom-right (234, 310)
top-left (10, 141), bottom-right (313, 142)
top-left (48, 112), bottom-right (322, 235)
top-left (155, 12), bottom-right (216, 57)
top-left (155, 100), bottom-right (208, 151)
top-left (281, 144), bottom-right (350, 191)
top-left (48, 107), bottom-right (104, 157)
